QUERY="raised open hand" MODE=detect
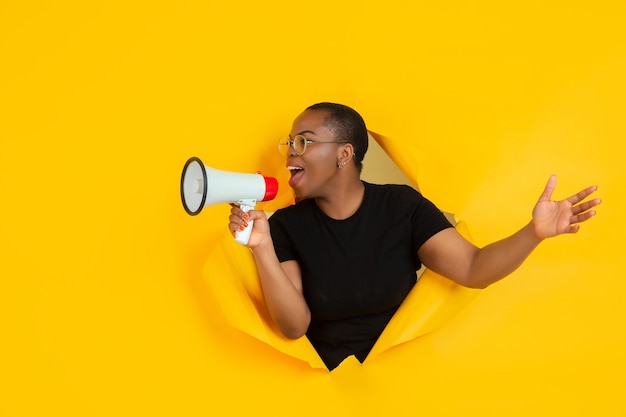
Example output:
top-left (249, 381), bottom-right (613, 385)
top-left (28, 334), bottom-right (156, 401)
top-left (532, 174), bottom-right (601, 239)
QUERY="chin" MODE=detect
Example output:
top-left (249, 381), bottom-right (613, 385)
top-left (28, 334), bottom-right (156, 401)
top-left (293, 191), bottom-right (304, 202)
top-left (292, 188), bottom-right (308, 203)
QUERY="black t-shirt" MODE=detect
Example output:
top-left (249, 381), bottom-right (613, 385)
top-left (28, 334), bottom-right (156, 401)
top-left (268, 182), bottom-right (453, 370)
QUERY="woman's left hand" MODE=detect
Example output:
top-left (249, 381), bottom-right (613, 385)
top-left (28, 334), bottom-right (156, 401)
top-left (531, 174), bottom-right (601, 239)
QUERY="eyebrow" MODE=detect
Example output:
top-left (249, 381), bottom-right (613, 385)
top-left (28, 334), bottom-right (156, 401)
top-left (293, 130), bottom-right (316, 138)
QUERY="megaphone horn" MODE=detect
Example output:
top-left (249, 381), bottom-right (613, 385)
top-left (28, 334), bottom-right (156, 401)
top-left (180, 157), bottom-right (279, 244)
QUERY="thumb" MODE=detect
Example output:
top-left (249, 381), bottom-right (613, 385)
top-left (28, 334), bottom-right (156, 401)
top-left (246, 209), bottom-right (267, 222)
top-left (538, 174), bottom-right (557, 203)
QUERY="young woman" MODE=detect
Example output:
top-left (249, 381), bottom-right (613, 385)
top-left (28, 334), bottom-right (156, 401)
top-left (229, 102), bottom-right (601, 370)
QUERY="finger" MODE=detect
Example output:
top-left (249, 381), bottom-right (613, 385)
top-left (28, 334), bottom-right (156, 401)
top-left (538, 174), bottom-right (557, 203)
top-left (571, 198), bottom-right (602, 215)
top-left (229, 213), bottom-right (243, 224)
top-left (567, 185), bottom-right (598, 205)
top-left (228, 214), bottom-right (248, 232)
top-left (570, 209), bottom-right (598, 225)
top-left (246, 209), bottom-right (267, 221)
top-left (566, 224), bottom-right (580, 234)
top-left (228, 222), bottom-right (238, 236)
top-left (229, 223), bottom-right (249, 236)
top-left (229, 205), bottom-right (250, 220)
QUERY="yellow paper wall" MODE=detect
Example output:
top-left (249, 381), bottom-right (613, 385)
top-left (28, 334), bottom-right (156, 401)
top-left (1, 1), bottom-right (624, 416)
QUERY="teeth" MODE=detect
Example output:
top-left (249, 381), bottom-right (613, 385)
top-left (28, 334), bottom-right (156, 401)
top-left (287, 166), bottom-right (303, 171)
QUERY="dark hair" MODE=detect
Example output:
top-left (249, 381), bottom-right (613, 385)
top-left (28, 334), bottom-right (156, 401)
top-left (306, 102), bottom-right (369, 172)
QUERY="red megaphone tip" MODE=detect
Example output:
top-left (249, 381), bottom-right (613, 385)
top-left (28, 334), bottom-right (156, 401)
top-left (262, 176), bottom-right (279, 201)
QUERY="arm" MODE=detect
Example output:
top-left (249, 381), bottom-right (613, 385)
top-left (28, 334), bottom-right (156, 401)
top-left (229, 206), bottom-right (311, 339)
top-left (418, 175), bottom-right (601, 289)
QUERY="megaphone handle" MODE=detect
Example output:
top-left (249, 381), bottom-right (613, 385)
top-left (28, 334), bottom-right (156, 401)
top-left (234, 200), bottom-right (256, 245)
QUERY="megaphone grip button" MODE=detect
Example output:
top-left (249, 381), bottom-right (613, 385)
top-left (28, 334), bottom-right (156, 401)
top-left (263, 176), bottom-right (279, 201)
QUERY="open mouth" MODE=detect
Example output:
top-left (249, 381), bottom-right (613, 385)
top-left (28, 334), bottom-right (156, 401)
top-left (287, 165), bottom-right (304, 186)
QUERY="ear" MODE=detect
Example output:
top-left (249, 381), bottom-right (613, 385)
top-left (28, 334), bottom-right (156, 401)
top-left (337, 143), bottom-right (355, 165)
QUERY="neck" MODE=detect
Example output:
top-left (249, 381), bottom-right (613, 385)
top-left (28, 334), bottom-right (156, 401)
top-left (315, 177), bottom-right (365, 220)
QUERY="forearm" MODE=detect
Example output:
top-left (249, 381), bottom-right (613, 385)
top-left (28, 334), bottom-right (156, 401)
top-left (466, 222), bottom-right (544, 288)
top-left (251, 242), bottom-right (311, 339)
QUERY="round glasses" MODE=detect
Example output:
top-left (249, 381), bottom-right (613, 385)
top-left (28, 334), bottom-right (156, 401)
top-left (277, 135), bottom-right (349, 156)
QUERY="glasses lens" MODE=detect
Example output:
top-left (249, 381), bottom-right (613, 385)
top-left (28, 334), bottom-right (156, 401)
top-left (277, 135), bottom-right (309, 155)
top-left (277, 138), bottom-right (289, 155)
top-left (294, 135), bottom-right (307, 155)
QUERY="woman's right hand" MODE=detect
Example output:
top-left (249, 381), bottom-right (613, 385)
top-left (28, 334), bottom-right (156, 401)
top-left (229, 204), bottom-right (270, 248)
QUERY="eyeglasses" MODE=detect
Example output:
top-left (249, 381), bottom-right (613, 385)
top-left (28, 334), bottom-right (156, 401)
top-left (277, 134), bottom-right (349, 156)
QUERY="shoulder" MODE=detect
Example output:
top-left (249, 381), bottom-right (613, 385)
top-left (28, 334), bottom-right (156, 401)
top-left (363, 182), bottom-right (448, 225)
top-left (365, 181), bottom-right (419, 194)
top-left (364, 182), bottom-right (426, 205)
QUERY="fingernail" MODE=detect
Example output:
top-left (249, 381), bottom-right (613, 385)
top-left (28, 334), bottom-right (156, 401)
top-left (243, 213), bottom-right (249, 220)
top-left (243, 222), bottom-right (248, 227)
top-left (239, 225), bottom-right (245, 232)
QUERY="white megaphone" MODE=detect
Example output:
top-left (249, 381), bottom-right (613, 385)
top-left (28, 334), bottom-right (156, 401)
top-left (180, 157), bottom-right (279, 245)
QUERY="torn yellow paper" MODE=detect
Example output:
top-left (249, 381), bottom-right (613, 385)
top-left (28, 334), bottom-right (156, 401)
top-left (202, 133), bottom-right (479, 369)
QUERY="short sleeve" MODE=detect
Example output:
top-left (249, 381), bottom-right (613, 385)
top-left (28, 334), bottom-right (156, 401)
top-left (408, 188), bottom-right (454, 251)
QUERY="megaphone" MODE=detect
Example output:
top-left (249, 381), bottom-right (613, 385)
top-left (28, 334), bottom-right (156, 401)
top-left (180, 157), bottom-right (279, 245)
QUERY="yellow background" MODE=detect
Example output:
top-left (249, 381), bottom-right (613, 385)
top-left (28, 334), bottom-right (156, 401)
top-left (1, 1), bottom-right (624, 415)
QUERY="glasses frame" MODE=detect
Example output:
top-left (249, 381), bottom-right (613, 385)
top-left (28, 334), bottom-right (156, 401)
top-left (278, 134), bottom-right (349, 156)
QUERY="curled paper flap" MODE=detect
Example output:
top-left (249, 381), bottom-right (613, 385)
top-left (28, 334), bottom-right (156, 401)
top-left (203, 232), bottom-right (326, 368)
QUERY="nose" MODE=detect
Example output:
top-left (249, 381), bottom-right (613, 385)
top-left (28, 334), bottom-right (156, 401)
top-left (287, 143), bottom-right (298, 157)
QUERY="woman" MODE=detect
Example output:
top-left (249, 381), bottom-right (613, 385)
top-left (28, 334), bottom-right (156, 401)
top-left (229, 102), bottom-right (601, 370)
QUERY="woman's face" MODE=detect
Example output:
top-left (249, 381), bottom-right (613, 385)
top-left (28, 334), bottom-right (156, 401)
top-left (286, 110), bottom-right (345, 199)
